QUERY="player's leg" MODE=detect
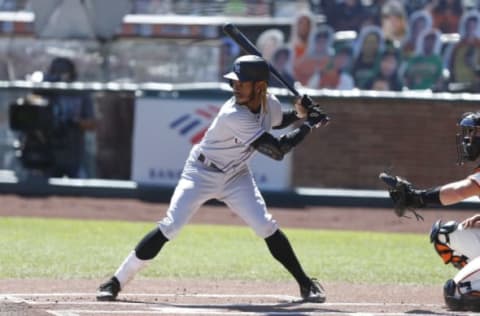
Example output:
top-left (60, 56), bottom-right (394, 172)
top-left (222, 170), bottom-right (325, 302)
top-left (444, 256), bottom-right (480, 311)
top-left (97, 161), bottom-right (218, 301)
top-left (430, 220), bottom-right (480, 310)
top-left (265, 229), bottom-right (326, 302)
top-left (97, 226), bottom-right (170, 301)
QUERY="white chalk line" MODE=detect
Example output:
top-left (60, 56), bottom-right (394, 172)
top-left (43, 309), bottom-right (474, 316)
top-left (2, 293), bottom-right (467, 316)
top-left (0, 294), bottom-right (36, 304)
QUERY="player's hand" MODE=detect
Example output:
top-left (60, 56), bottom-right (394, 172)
top-left (461, 214), bottom-right (480, 228)
top-left (304, 106), bottom-right (329, 129)
top-left (294, 98), bottom-right (308, 118)
top-left (300, 94), bottom-right (315, 110)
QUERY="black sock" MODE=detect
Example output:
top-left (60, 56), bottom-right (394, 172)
top-left (265, 229), bottom-right (310, 287)
top-left (135, 227), bottom-right (169, 260)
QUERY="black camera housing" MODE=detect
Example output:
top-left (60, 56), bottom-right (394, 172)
top-left (9, 96), bottom-right (55, 170)
top-left (9, 97), bottom-right (53, 132)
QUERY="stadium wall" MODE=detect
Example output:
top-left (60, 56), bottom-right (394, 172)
top-left (2, 83), bottom-right (480, 192)
top-left (293, 92), bottom-right (480, 190)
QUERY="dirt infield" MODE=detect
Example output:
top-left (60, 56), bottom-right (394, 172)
top-left (1, 194), bottom-right (477, 315)
top-left (1, 279), bottom-right (445, 315)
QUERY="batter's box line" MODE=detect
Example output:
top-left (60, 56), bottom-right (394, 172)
top-left (44, 308), bottom-right (476, 316)
top-left (0, 300), bottom-right (449, 309)
top-left (0, 294), bottom-right (36, 304)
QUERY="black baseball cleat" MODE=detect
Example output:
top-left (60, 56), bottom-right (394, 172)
top-left (96, 276), bottom-right (121, 301)
top-left (300, 278), bottom-right (326, 303)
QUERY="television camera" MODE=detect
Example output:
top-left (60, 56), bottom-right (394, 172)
top-left (9, 94), bottom-right (55, 171)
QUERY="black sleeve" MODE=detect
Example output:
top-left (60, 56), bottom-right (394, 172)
top-left (273, 109), bottom-right (301, 129)
top-left (251, 124), bottom-right (312, 160)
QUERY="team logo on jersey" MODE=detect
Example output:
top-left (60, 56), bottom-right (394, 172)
top-left (169, 105), bottom-right (219, 144)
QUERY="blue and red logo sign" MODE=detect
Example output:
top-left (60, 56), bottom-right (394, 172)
top-left (169, 105), bottom-right (220, 144)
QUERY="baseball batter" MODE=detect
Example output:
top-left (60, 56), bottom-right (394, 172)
top-left (96, 55), bottom-right (328, 302)
top-left (384, 112), bottom-right (480, 311)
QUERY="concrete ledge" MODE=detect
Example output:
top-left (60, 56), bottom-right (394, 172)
top-left (0, 177), bottom-right (479, 210)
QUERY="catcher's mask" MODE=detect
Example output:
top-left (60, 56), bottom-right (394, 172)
top-left (430, 220), bottom-right (468, 269)
top-left (224, 55), bottom-right (270, 83)
top-left (457, 112), bottom-right (480, 164)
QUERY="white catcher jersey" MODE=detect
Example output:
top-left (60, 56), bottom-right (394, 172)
top-left (449, 226), bottom-right (480, 260)
top-left (196, 93), bottom-right (283, 173)
top-left (469, 171), bottom-right (480, 187)
top-left (448, 168), bottom-right (480, 260)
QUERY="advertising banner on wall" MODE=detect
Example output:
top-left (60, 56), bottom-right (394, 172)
top-left (132, 95), bottom-right (292, 191)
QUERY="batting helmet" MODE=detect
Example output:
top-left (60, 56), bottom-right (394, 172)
top-left (457, 112), bottom-right (480, 163)
top-left (223, 55), bottom-right (270, 82)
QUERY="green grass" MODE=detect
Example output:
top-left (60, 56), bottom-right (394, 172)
top-left (0, 217), bottom-right (454, 284)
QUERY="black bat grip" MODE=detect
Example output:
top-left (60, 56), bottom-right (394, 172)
top-left (301, 95), bottom-right (316, 109)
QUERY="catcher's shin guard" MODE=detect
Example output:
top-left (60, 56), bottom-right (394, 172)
top-left (462, 292), bottom-right (480, 312)
top-left (444, 279), bottom-right (464, 311)
top-left (444, 257), bottom-right (480, 311)
top-left (444, 279), bottom-right (480, 311)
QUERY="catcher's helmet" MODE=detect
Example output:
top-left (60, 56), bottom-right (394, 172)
top-left (223, 55), bottom-right (270, 82)
top-left (457, 112), bottom-right (480, 163)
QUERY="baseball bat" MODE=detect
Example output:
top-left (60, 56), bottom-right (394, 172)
top-left (223, 23), bottom-right (302, 98)
top-left (222, 23), bottom-right (326, 112)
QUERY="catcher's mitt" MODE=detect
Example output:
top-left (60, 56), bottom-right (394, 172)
top-left (379, 172), bottom-right (425, 221)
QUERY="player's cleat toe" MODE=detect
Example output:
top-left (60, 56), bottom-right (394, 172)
top-left (300, 278), bottom-right (326, 303)
top-left (96, 276), bottom-right (120, 301)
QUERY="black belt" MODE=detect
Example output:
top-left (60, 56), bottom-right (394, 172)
top-left (198, 153), bottom-right (222, 172)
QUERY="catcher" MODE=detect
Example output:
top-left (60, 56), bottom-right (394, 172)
top-left (380, 111), bottom-right (480, 311)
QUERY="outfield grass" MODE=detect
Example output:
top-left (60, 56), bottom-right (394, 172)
top-left (0, 217), bottom-right (454, 284)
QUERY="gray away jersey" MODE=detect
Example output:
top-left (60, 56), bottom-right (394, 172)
top-left (196, 93), bottom-right (283, 173)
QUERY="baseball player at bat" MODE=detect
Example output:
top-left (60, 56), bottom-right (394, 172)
top-left (96, 55), bottom-right (329, 302)
top-left (379, 111), bottom-right (480, 311)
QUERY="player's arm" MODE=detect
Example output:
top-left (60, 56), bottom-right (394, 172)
top-left (273, 110), bottom-right (301, 129)
top-left (251, 96), bottom-right (328, 160)
top-left (273, 98), bottom-right (308, 130)
top-left (380, 174), bottom-right (480, 221)
top-left (438, 177), bottom-right (480, 205)
top-left (422, 176), bottom-right (480, 207)
top-left (461, 213), bottom-right (480, 228)
top-left (251, 124), bottom-right (312, 160)
top-left (251, 107), bottom-right (327, 160)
